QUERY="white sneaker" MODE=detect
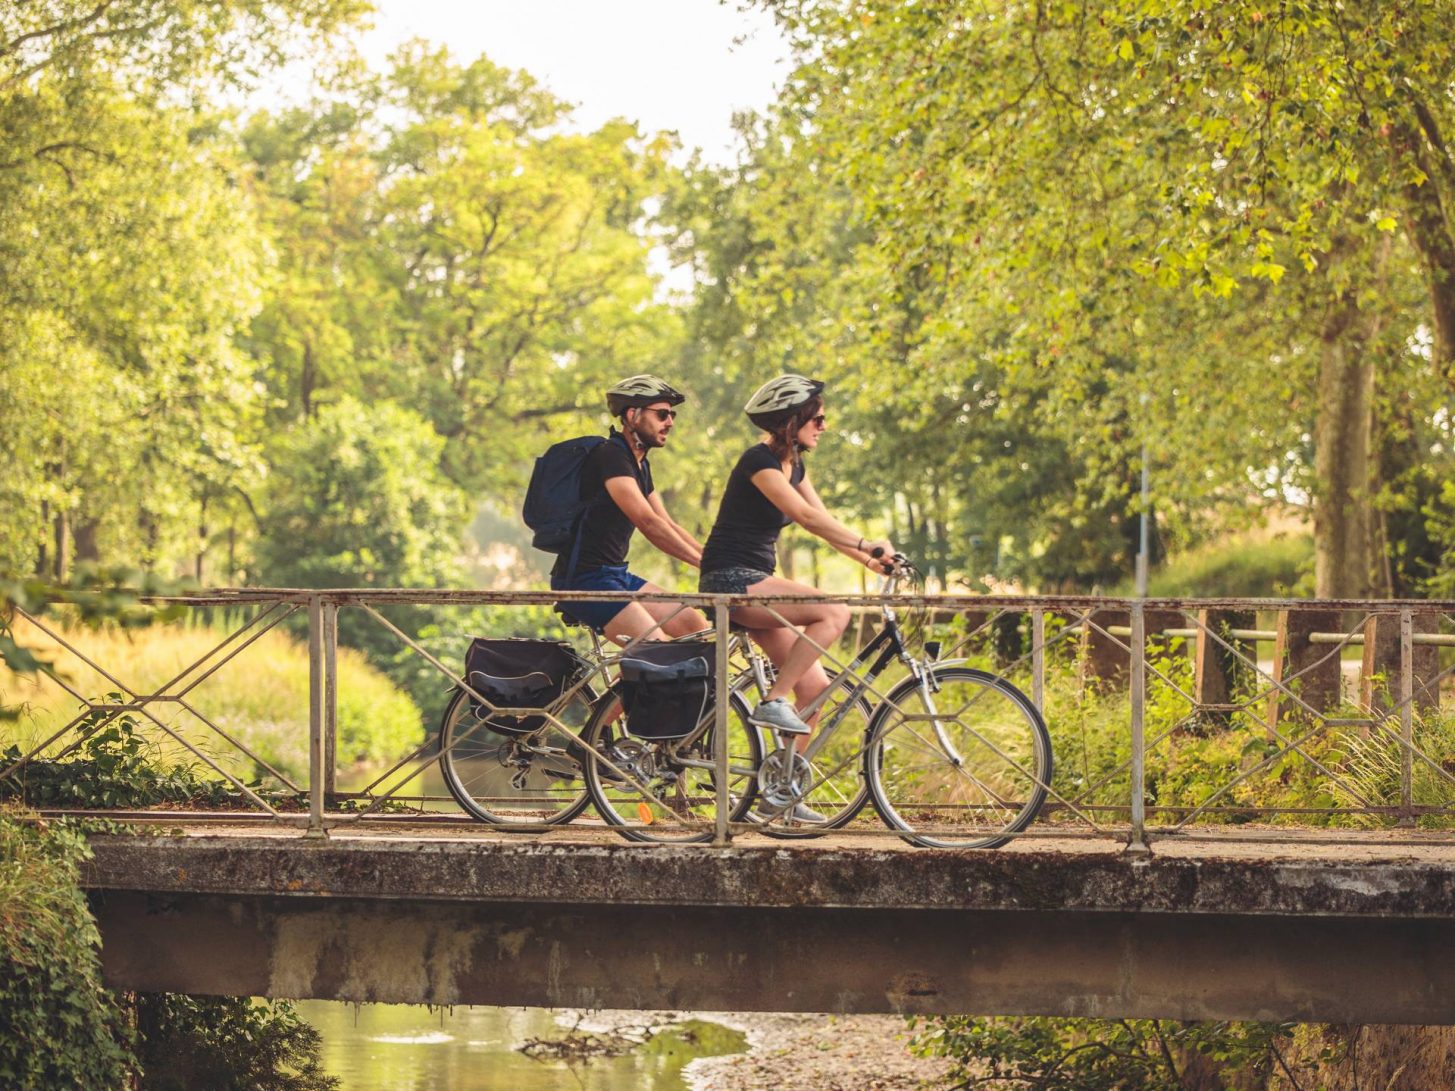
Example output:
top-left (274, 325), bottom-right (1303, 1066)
top-left (750, 801), bottom-right (828, 825)
top-left (748, 697), bottom-right (811, 735)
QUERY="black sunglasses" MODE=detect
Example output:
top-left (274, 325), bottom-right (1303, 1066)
top-left (643, 408), bottom-right (678, 422)
top-left (807, 414), bottom-right (827, 428)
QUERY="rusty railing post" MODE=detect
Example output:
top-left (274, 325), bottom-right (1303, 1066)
top-left (1400, 607), bottom-right (1415, 826)
top-left (306, 594), bottom-right (327, 839)
top-left (1031, 608), bottom-right (1045, 714)
top-left (713, 597), bottom-right (732, 847)
top-left (323, 600), bottom-right (338, 803)
top-left (1126, 601), bottom-right (1150, 855)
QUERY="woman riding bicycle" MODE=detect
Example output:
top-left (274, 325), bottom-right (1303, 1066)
top-left (698, 375), bottom-right (895, 767)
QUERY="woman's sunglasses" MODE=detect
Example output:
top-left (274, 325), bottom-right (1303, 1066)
top-left (807, 414), bottom-right (827, 428)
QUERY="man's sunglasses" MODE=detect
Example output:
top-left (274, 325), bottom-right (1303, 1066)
top-left (642, 408), bottom-right (678, 422)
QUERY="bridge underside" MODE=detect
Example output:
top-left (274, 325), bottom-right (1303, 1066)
top-left (92, 890), bottom-right (1455, 1023)
top-left (83, 832), bottom-right (1455, 1023)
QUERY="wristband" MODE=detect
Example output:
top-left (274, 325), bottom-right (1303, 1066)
top-left (857, 537), bottom-right (865, 552)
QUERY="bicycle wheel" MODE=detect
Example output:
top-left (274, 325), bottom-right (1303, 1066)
top-left (581, 689), bottom-right (762, 844)
top-left (754, 679), bottom-right (875, 839)
top-left (865, 666), bottom-right (1052, 849)
top-left (438, 685), bottom-right (596, 828)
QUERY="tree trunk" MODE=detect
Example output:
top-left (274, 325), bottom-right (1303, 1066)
top-left (301, 338), bottom-right (315, 419)
top-left (1312, 231), bottom-right (1393, 600)
top-left (1313, 298), bottom-right (1377, 599)
top-left (72, 519), bottom-right (100, 566)
top-left (52, 508), bottom-right (69, 581)
top-left (37, 499), bottom-right (49, 577)
top-left (196, 496), bottom-right (208, 585)
top-left (1392, 111), bottom-right (1455, 388)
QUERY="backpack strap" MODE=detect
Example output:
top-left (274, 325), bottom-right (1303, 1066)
top-left (563, 430), bottom-right (650, 582)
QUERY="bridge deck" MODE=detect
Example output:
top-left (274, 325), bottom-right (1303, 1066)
top-left (78, 820), bottom-right (1455, 1023)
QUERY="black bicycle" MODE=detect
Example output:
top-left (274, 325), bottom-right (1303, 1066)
top-left (580, 556), bottom-right (1055, 848)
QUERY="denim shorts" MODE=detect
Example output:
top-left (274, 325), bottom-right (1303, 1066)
top-left (552, 564), bottom-right (647, 631)
top-left (698, 566), bottom-right (773, 595)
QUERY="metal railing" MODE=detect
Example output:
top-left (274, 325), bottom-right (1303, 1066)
top-left (2, 589), bottom-right (1451, 851)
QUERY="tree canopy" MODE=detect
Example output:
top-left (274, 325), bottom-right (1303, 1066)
top-left (2, 0), bottom-right (1451, 605)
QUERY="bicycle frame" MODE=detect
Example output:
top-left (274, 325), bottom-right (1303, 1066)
top-left (668, 574), bottom-right (931, 781)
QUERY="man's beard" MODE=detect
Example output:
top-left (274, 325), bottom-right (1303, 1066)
top-left (631, 424), bottom-right (666, 450)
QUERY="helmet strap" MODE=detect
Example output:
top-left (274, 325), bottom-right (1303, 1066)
top-left (624, 409), bottom-right (648, 453)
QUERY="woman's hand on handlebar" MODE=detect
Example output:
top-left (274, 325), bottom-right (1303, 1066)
top-left (861, 538), bottom-right (897, 573)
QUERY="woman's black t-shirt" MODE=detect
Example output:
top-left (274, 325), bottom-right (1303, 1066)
top-left (700, 444), bottom-right (804, 575)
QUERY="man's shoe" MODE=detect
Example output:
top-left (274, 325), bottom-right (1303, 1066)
top-left (750, 801), bottom-right (828, 825)
top-left (748, 697), bottom-right (811, 735)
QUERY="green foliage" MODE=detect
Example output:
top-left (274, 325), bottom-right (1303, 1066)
top-left (909, 1014), bottom-right (1293, 1090)
top-left (0, 814), bottom-right (340, 1089)
top-left (1118, 535), bottom-right (1313, 599)
top-left (255, 397), bottom-right (468, 591)
top-left (1, 709), bottom-right (236, 809)
top-left (0, 812), bottom-right (135, 1087)
top-left (253, 396), bottom-right (473, 709)
top-left (686, 0), bottom-right (1455, 593)
top-left (947, 627), bottom-right (1455, 829)
top-left (133, 994), bottom-right (339, 1091)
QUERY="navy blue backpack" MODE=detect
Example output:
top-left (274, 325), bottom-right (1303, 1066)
top-left (522, 433), bottom-right (645, 575)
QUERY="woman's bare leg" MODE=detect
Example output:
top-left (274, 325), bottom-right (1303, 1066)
top-left (730, 575), bottom-right (849, 702)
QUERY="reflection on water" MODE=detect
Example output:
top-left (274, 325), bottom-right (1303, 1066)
top-left (296, 1001), bottom-right (745, 1091)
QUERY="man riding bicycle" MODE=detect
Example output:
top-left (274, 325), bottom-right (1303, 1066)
top-left (551, 374), bottom-right (708, 643)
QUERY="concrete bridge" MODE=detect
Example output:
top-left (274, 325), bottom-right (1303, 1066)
top-left (83, 825), bottom-right (1455, 1024)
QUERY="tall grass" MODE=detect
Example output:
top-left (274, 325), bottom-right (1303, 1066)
top-left (947, 617), bottom-right (1455, 830)
top-left (0, 617), bottom-right (421, 786)
top-left (1116, 532), bottom-right (1313, 597)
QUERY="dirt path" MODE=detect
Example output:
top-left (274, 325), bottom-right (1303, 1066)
top-left (683, 1012), bottom-right (952, 1091)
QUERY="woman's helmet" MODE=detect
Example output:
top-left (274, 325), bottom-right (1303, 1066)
top-left (605, 374), bottom-right (687, 416)
top-left (744, 374), bottom-right (825, 429)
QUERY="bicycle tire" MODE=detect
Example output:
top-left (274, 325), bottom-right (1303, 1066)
top-left (438, 684), bottom-right (595, 828)
top-left (581, 689), bottom-right (762, 844)
top-left (864, 666), bottom-right (1052, 849)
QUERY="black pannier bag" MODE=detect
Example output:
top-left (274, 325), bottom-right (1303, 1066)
top-left (463, 638), bottom-right (585, 736)
top-left (617, 640), bottom-right (716, 740)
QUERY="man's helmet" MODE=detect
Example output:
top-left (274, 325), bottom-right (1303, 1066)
top-left (605, 374), bottom-right (687, 416)
top-left (744, 374), bottom-right (825, 429)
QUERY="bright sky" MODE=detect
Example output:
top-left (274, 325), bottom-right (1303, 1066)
top-left (355, 0), bottom-right (790, 164)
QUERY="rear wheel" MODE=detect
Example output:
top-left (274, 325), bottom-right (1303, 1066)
top-left (581, 690), bottom-right (762, 844)
top-left (438, 685), bottom-right (595, 827)
top-left (755, 679), bottom-right (874, 839)
top-left (865, 666), bottom-right (1052, 849)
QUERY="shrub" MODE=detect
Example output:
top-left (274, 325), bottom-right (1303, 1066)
top-left (133, 994), bottom-right (338, 1091)
top-left (910, 1015), bottom-right (1293, 1090)
top-left (0, 810), bottom-right (135, 1087)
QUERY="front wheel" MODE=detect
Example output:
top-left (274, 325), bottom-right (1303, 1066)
top-left (581, 690), bottom-right (763, 844)
top-left (864, 666), bottom-right (1052, 849)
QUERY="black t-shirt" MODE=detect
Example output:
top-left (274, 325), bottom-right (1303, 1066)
top-left (700, 444), bottom-right (804, 575)
top-left (552, 432), bottom-right (653, 578)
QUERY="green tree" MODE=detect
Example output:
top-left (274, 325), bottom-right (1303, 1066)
top-left (729, 0), bottom-right (1454, 594)
top-left (241, 44), bottom-right (686, 499)
top-left (0, 0), bottom-right (367, 582)
top-left (255, 396), bottom-right (467, 589)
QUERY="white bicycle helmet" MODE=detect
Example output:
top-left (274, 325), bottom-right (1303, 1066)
top-left (744, 374), bottom-right (825, 429)
top-left (605, 374), bottom-right (686, 416)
